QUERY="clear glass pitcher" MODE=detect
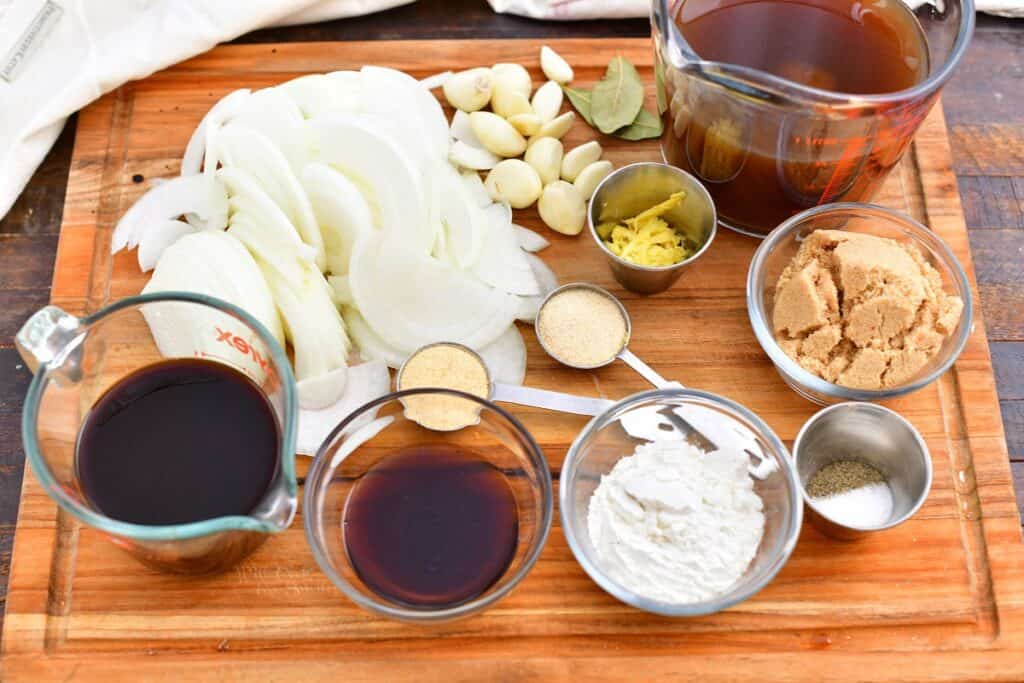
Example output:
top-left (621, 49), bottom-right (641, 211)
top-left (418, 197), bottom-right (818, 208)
top-left (16, 292), bottom-right (297, 574)
top-left (652, 0), bottom-right (974, 237)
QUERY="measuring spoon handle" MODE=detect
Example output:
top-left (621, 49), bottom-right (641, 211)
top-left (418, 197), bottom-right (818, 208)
top-left (492, 383), bottom-right (615, 417)
top-left (617, 348), bottom-right (679, 389)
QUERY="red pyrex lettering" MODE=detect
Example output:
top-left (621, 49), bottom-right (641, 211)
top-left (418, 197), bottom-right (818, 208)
top-left (214, 327), bottom-right (271, 373)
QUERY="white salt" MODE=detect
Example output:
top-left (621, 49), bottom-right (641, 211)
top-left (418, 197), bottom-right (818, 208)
top-left (812, 482), bottom-right (894, 528)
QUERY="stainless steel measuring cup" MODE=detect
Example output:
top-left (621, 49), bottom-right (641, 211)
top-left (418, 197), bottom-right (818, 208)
top-left (587, 162), bottom-right (716, 295)
top-left (535, 283), bottom-right (675, 386)
top-left (534, 283), bottom-right (716, 449)
top-left (793, 402), bottom-right (932, 540)
top-left (398, 342), bottom-right (616, 418)
top-left (16, 293), bottom-right (298, 574)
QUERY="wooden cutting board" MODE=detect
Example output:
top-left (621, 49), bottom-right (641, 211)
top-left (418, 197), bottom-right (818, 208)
top-left (4, 38), bottom-right (1023, 682)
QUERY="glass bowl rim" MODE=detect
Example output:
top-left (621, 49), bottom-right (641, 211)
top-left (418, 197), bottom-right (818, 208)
top-left (303, 387), bottom-right (554, 622)
top-left (559, 387), bottom-right (803, 617)
top-left (746, 202), bottom-right (975, 402)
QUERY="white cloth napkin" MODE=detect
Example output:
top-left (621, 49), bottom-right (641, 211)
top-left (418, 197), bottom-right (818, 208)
top-left (0, 0), bottom-right (411, 221)
top-left (488, 0), bottom-right (648, 19)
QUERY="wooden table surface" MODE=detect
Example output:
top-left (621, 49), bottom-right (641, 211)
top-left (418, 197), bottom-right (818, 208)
top-left (0, 0), bottom-right (1020, 641)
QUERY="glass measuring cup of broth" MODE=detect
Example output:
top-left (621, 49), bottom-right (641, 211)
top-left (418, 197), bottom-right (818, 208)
top-left (16, 292), bottom-right (297, 574)
top-left (652, 0), bottom-right (974, 236)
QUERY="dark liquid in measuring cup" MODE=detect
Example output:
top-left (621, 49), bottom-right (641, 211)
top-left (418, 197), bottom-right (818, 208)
top-left (664, 0), bottom-right (930, 234)
top-left (343, 445), bottom-right (519, 609)
top-left (76, 359), bottom-right (279, 526)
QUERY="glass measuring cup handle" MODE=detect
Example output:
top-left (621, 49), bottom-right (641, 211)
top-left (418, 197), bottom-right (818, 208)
top-left (617, 348), bottom-right (681, 389)
top-left (491, 383), bottom-right (615, 417)
top-left (16, 305), bottom-right (85, 384)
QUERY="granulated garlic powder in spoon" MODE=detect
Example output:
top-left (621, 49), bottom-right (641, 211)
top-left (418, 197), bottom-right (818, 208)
top-left (537, 287), bottom-right (629, 368)
top-left (398, 343), bottom-right (490, 431)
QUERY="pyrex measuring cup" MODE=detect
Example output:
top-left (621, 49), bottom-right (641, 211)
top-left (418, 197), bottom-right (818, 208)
top-left (652, 0), bottom-right (974, 236)
top-left (16, 292), bottom-right (298, 574)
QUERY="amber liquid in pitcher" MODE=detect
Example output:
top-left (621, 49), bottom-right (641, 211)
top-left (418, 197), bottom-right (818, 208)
top-left (663, 0), bottom-right (930, 234)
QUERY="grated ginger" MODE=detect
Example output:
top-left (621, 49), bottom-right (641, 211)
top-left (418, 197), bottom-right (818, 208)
top-left (596, 192), bottom-right (699, 267)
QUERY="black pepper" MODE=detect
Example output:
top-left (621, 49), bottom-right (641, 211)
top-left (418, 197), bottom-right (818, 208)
top-left (806, 459), bottom-right (886, 498)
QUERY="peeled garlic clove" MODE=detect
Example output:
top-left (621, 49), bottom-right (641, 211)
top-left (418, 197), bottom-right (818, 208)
top-left (531, 81), bottom-right (563, 123)
top-left (491, 63), bottom-right (533, 99)
top-left (540, 46), bottom-right (574, 84)
top-left (534, 111), bottom-right (575, 140)
top-left (442, 67), bottom-right (493, 112)
top-left (450, 140), bottom-right (501, 170)
top-left (508, 113), bottom-right (543, 137)
top-left (485, 159), bottom-right (543, 209)
top-left (469, 111), bottom-right (528, 158)
top-left (573, 160), bottom-right (614, 200)
top-left (538, 181), bottom-right (586, 235)
top-left (524, 137), bottom-right (564, 186)
top-left (492, 88), bottom-right (533, 119)
top-left (561, 141), bottom-right (603, 182)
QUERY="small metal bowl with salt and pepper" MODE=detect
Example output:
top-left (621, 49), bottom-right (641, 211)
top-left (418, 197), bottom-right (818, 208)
top-left (793, 402), bottom-right (932, 540)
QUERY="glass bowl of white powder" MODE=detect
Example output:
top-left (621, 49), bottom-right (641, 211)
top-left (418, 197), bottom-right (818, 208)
top-left (560, 388), bottom-right (802, 616)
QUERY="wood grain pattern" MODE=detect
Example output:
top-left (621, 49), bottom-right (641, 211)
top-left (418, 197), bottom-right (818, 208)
top-left (3, 2), bottom-right (1024, 640)
top-left (2, 37), bottom-right (1023, 681)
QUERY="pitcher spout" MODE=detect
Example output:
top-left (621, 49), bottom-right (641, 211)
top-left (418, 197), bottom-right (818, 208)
top-left (16, 305), bottom-right (85, 384)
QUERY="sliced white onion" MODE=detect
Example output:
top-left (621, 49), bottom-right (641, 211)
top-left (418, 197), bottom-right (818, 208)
top-left (142, 230), bottom-right (284, 350)
top-left (137, 219), bottom-right (195, 272)
top-left (514, 224), bottom-right (550, 252)
top-left (427, 169), bottom-right (447, 261)
top-left (301, 162), bottom-right (375, 275)
top-left (328, 275), bottom-right (353, 306)
top-left (230, 87), bottom-right (308, 171)
top-left (516, 295), bottom-right (542, 323)
top-left (479, 325), bottom-right (527, 385)
top-left (420, 70), bottom-right (453, 90)
top-left (451, 109), bottom-right (484, 148)
top-left (450, 140), bottom-right (500, 170)
top-left (472, 204), bottom-right (541, 296)
top-left (181, 88), bottom-right (251, 176)
top-left (460, 172), bottom-right (492, 208)
top-left (342, 306), bottom-right (408, 368)
top-left (219, 167), bottom-right (309, 261)
top-left (279, 73), bottom-right (362, 119)
top-left (439, 165), bottom-right (485, 269)
top-left (526, 252), bottom-right (559, 295)
top-left (296, 360), bottom-right (391, 455)
top-left (349, 231), bottom-right (519, 352)
top-left (308, 115), bottom-right (431, 253)
top-left (361, 66), bottom-right (449, 164)
top-left (218, 122), bottom-right (326, 271)
top-left (111, 174), bottom-right (228, 254)
top-left (296, 365), bottom-right (348, 411)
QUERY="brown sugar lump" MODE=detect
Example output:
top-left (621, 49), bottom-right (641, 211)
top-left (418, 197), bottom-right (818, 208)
top-left (771, 230), bottom-right (964, 390)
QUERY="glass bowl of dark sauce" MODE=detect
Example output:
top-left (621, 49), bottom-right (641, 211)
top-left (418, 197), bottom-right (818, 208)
top-left (303, 388), bottom-right (553, 622)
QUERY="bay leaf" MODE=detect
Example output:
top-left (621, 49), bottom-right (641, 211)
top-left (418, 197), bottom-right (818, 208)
top-left (562, 85), bottom-right (595, 127)
top-left (591, 56), bottom-right (644, 135)
top-left (615, 107), bottom-right (663, 141)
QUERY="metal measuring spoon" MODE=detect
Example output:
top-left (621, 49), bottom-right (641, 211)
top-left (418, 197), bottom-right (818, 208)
top-left (534, 283), bottom-right (717, 451)
top-left (398, 342), bottom-right (615, 418)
